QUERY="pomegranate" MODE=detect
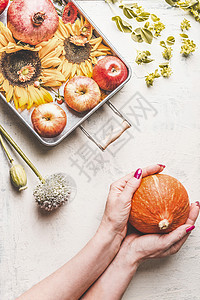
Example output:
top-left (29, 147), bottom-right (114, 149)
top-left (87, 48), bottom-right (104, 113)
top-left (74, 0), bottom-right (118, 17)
top-left (0, 0), bottom-right (9, 15)
top-left (7, 0), bottom-right (59, 45)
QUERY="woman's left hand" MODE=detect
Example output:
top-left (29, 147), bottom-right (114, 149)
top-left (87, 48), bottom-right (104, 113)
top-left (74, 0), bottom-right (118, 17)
top-left (100, 164), bottom-right (165, 240)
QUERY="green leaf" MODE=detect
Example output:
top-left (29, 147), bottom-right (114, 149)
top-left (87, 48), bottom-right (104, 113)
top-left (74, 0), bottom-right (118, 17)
top-left (119, 4), bottom-right (137, 19)
top-left (151, 14), bottom-right (160, 22)
top-left (140, 28), bottom-right (153, 44)
top-left (180, 33), bottom-right (189, 38)
top-left (166, 36), bottom-right (175, 45)
top-left (112, 16), bottom-right (132, 33)
top-left (165, 0), bottom-right (179, 6)
top-left (131, 31), bottom-right (143, 43)
top-left (105, 0), bottom-right (119, 3)
top-left (160, 41), bottom-right (166, 47)
top-left (136, 12), bottom-right (150, 22)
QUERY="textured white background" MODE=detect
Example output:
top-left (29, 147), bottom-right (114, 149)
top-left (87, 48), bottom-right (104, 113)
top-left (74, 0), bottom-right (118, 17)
top-left (0, 0), bottom-right (200, 299)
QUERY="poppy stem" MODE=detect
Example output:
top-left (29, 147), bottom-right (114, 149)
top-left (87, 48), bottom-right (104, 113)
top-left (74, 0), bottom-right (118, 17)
top-left (0, 134), bottom-right (14, 164)
top-left (0, 125), bottom-right (45, 183)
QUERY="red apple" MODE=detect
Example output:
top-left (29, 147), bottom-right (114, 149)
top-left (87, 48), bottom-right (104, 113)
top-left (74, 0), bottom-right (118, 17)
top-left (92, 56), bottom-right (128, 91)
top-left (64, 76), bottom-right (101, 113)
top-left (31, 103), bottom-right (67, 138)
top-left (0, 0), bottom-right (9, 15)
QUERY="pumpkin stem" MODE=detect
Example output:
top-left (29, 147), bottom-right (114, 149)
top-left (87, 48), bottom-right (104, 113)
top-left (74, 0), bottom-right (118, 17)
top-left (159, 219), bottom-right (169, 230)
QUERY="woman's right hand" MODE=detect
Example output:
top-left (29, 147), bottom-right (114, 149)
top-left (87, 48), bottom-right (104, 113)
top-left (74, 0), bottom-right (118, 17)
top-left (119, 202), bottom-right (199, 267)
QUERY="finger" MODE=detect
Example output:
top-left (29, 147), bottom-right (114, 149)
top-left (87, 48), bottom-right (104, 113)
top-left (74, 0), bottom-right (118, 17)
top-left (160, 223), bottom-right (196, 251)
top-left (120, 168), bottom-right (143, 202)
top-left (186, 202), bottom-right (200, 225)
top-left (142, 164), bottom-right (165, 178)
top-left (159, 234), bottom-right (189, 257)
top-left (111, 164), bottom-right (165, 191)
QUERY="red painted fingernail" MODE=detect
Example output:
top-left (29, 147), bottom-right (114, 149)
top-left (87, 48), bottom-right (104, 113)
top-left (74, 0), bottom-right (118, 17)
top-left (134, 168), bottom-right (142, 179)
top-left (195, 201), bottom-right (200, 207)
top-left (186, 225), bottom-right (195, 233)
top-left (158, 164), bottom-right (166, 168)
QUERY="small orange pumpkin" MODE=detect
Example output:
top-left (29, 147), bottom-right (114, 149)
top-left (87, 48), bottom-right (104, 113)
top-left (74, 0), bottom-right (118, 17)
top-left (129, 174), bottom-right (190, 234)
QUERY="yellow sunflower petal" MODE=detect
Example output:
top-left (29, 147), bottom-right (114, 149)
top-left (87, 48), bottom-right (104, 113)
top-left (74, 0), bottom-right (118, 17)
top-left (91, 56), bottom-right (98, 65)
top-left (39, 87), bottom-right (53, 103)
top-left (42, 69), bottom-right (65, 82)
top-left (0, 73), bottom-right (4, 84)
top-left (80, 62), bottom-right (90, 77)
top-left (28, 85), bottom-right (44, 106)
top-left (97, 44), bottom-right (111, 52)
top-left (80, 16), bottom-right (84, 27)
top-left (76, 65), bottom-right (83, 76)
top-left (58, 17), bottom-right (70, 38)
top-left (62, 61), bottom-right (73, 80)
top-left (54, 30), bottom-right (65, 41)
top-left (73, 18), bottom-right (81, 36)
top-left (65, 23), bottom-right (75, 36)
top-left (6, 84), bottom-right (13, 103)
top-left (0, 34), bottom-right (8, 47)
top-left (15, 86), bottom-right (29, 108)
top-left (39, 38), bottom-right (61, 59)
top-left (2, 79), bottom-right (10, 94)
top-left (41, 57), bottom-right (61, 68)
top-left (13, 92), bottom-right (19, 110)
top-left (42, 80), bottom-right (63, 87)
top-left (90, 51), bottom-right (108, 57)
top-left (85, 60), bottom-right (93, 77)
top-left (57, 59), bottom-right (65, 72)
top-left (43, 45), bottom-right (63, 60)
top-left (70, 63), bottom-right (77, 78)
top-left (0, 23), bottom-right (15, 43)
top-left (89, 37), bottom-right (102, 46)
top-left (27, 86), bottom-right (33, 109)
top-left (92, 39), bottom-right (104, 51)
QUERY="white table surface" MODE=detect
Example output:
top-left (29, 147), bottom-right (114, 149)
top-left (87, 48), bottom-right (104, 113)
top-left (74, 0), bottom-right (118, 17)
top-left (0, 1), bottom-right (200, 299)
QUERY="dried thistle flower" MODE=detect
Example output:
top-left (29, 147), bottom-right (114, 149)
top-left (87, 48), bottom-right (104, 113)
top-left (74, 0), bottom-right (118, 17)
top-left (145, 69), bottom-right (160, 87)
top-left (135, 50), bottom-right (153, 65)
top-left (159, 64), bottom-right (173, 77)
top-left (181, 18), bottom-right (191, 31)
top-left (33, 173), bottom-right (76, 211)
top-left (162, 47), bottom-right (173, 60)
top-left (180, 38), bottom-right (196, 56)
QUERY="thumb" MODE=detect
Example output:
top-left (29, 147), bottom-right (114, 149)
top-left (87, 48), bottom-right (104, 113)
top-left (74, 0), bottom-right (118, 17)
top-left (120, 168), bottom-right (142, 202)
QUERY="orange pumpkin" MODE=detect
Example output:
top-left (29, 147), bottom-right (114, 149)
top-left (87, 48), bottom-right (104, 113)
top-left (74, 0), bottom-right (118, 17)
top-left (129, 174), bottom-right (190, 234)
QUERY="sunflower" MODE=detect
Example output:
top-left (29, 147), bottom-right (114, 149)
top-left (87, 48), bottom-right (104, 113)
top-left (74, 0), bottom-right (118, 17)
top-left (55, 17), bottom-right (111, 79)
top-left (0, 22), bottom-right (65, 110)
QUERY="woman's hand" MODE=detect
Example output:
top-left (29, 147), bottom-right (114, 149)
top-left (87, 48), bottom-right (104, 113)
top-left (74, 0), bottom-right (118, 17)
top-left (120, 202), bottom-right (199, 266)
top-left (82, 202), bottom-right (199, 300)
top-left (100, 164), bottom-right (165, 240)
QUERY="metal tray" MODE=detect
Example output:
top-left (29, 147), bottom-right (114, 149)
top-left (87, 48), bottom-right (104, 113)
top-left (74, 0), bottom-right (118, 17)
top-left (0, 0), bottom-right (132, 148)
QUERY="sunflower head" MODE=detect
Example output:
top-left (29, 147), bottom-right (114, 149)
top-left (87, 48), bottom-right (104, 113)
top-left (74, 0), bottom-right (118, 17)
top-left (56, 17), bottom-right (111, 79)
top-left (0, 23), bottom-right (65, 110)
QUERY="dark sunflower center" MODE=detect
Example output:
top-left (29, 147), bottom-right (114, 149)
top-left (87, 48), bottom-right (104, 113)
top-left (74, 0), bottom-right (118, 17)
top-left (0, 50), bottom-right (41, 87)
top-left (64, 37), bottom-right (91, 64)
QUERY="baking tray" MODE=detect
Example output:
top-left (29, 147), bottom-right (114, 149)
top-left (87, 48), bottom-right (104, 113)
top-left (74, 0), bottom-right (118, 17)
top-left (0, 0), bottom-right (132, 148)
